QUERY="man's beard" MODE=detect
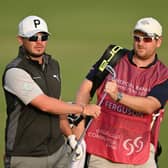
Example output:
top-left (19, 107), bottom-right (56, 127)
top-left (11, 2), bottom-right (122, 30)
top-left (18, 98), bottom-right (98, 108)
top-left (29, 52), bottom-right (44, 58)
top-left (25, 49), bottom-right (44, 58)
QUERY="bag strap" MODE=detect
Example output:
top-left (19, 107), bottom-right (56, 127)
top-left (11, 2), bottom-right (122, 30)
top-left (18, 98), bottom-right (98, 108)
top-left (90, 44), bottom-right (129, 98)
top-left (150, 109), bottom-right (164, 129)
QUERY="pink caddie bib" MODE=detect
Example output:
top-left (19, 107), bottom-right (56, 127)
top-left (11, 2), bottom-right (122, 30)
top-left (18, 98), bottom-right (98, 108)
top-left (85, 54), bottom-right (168, 164)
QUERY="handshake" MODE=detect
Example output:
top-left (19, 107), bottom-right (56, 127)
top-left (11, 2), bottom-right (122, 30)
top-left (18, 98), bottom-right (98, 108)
top-left (68, 134), bottom-right (84, 161)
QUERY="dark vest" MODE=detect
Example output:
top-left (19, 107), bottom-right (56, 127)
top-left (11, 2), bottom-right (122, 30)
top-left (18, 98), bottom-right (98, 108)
top-left (3, 47), bottom-right (65, 156)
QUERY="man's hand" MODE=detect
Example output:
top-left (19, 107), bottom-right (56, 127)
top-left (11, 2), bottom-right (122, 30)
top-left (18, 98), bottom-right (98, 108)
top-left (104, 80), bottom-right (119, 101)
top-left (68, 134), bottom-right (83, 161)
top-left (82, 104), bottom-right (100, 118)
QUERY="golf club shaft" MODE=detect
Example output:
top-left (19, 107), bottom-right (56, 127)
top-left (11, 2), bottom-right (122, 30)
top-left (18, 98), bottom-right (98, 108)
top-left (69, 65), bottom-right (116, 165)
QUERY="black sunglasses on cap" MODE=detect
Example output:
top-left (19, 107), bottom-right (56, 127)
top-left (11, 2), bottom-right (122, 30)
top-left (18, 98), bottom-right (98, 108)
top-left (24, 34), bottom-right (49, 42)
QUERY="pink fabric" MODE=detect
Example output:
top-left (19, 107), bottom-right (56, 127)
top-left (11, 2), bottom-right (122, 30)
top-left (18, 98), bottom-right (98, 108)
top-left (85, 54), bottom-right (168, 164)
top-left (85, 109), bottom-right (152, 164)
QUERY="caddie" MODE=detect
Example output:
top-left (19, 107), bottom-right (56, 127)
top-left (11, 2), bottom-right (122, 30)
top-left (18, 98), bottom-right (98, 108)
top-left (75, 17), bottom-right (168, 168)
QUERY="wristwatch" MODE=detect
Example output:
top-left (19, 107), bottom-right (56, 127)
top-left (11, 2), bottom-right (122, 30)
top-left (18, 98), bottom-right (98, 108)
top-left (116, 92), bottom-right (123, 102)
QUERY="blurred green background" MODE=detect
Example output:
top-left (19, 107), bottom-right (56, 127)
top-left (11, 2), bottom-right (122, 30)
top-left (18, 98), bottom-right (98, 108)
top-left (0, 0), bottom-right (168, 167)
